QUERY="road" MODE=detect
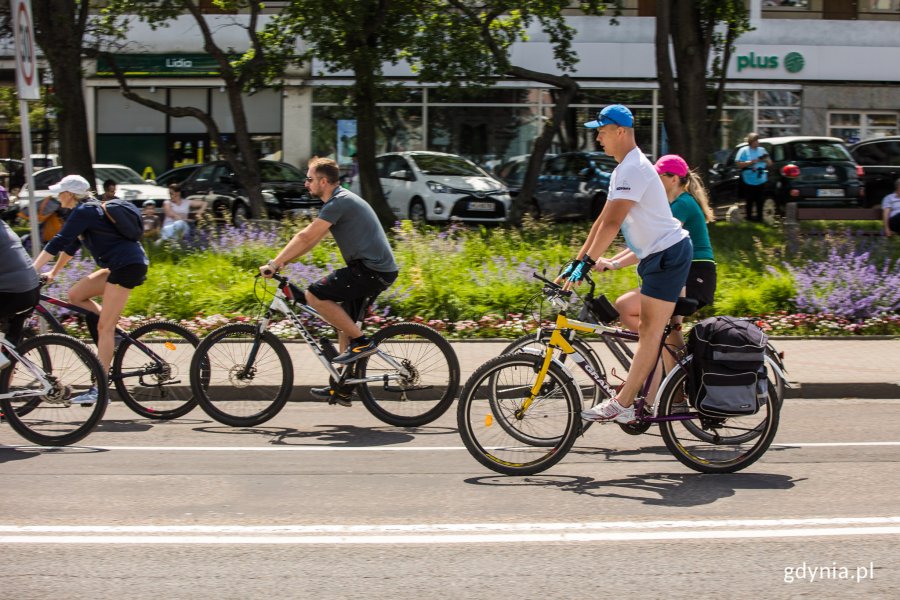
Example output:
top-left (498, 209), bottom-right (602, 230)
top-left (2, 397), bottom-right (899, 599)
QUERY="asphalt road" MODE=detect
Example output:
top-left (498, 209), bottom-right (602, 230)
top-left (2, 397), bottom-right (899, 599)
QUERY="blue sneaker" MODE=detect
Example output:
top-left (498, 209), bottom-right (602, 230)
top-left (332, 339), bottom-right (378, 365)
top-left (71, 386), bottom-right (99, 406)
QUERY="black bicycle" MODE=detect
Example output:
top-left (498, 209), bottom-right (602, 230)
top-left (27, 292), bottom-right (202, 419)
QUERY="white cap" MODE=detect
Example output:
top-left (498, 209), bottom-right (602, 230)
top-left (49, 174), bottom-right (91, 195)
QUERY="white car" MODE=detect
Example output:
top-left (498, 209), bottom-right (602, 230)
top-left (18, 164), bottom-right (170, 211)
top-left (352, 151), bottom-right (511, 223)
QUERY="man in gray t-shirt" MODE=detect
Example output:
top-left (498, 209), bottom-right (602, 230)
top-left (259, 158), bottom-right (398, 405)
top-left (1, 221), bottom-right (41, 352)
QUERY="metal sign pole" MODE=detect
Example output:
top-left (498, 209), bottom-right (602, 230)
top-left (19, 99), bottom-right (39, 257)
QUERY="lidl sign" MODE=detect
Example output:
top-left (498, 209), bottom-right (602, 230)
top-left (96, 54), bottom-right (224, 77)
top-left (736, 51), bottom-right (805, 74)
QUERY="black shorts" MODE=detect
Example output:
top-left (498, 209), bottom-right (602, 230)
top-left (308, 262), bottom-right (398, 322)
top-left (685, 261), bottom-right (717, 309)
top-left (889, 213), bottom-right (900, 234)
top-left (107, 263), bottom-right (148, 289)
top-left (0, 284), bottom-right (40, 344)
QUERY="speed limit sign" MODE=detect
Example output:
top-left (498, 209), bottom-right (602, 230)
top-left (12, 0), bottom-right (40, 101)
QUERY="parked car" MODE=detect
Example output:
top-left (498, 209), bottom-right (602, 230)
top-left (492, 153), bottom-right (556, 197)
top-left (178, 159), bottom-right (318, 223)
top-left (0, 158), bottom-right (25, 191)
top-left (154, 164), bottom-right (202, 188)
top-left (530, 152), bottom-right (616, 220)
top-left (18, 164), bottom-right (170, 211)
top-left (848, 136), bottom-right (900, 207)
top-left (353, 151), bottom-right (511, 223)
top-left (709, 136), bottom-right (865, 215)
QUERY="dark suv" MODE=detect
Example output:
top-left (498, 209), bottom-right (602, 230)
top-left (179, 160), bottom-right (318, 223)
top-left (848, 136), bottom-right (900, 207)
top-left (531, 152), bottom-right (616, 220)
top-left (709, 136), bottom-right (865, 212)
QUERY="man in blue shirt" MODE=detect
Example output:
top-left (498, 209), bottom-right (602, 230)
top-left (735, 132), bottom-right (773, 222)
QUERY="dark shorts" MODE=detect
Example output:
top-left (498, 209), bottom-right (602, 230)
top-left (107, 263), bottom-right (148, 289)
top-left (308, 262), bottom-right (398, 322)
top-left (637, 237), bottom-right (692, 303)
top-left (685, 261), bottom-right (717, 309)
top-left (0, 284), bottom-right (41, 344)
top-left (889, 213), bottom-right (900, 234)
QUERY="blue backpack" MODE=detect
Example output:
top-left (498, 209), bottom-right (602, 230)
top-left (88, 199), bottom-right (144, 241)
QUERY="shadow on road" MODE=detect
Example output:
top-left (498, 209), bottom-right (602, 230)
top-left (464, 471), bottom-right (803, 507)
top-left (191, 423), bottom-right (439, 447)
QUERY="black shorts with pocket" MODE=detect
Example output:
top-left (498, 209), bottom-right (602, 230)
top-left (685, 261), bottom-right (717, 310)
top-left (107, 263), bottom-right (148, 289)
top-left (308, 261), bottom-right (398, 322)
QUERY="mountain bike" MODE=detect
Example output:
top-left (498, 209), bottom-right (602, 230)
top-left (189, 273), bottom-right (460, 428)
top-left (27, 291), bottom-right (202, 419)
top-left (1, 326), bottom-right (107, 446)
top-left (457, 273), bottom-right (783, 476)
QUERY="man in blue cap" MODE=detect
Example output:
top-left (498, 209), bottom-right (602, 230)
top-left (563, 104), bottom-right (692, 424)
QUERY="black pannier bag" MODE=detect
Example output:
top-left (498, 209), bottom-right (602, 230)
top-left (687, 316), bottom-right (769, 417)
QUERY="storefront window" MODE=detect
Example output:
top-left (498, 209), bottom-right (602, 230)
top-left (829, 111), bottom-right (898, 142)
top-left (311, 105), bottom-right (424, 164)
top-left (575, 89), bottom-right (654, 106)
top-left (428, 105), bottom-right (542, 166)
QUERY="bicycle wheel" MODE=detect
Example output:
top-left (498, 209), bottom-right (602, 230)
top-left (457, 353), bottom-right (581, 476)
top-left (0, 334), bottom-right (107, 446)
top-left (765, 344), bottom-right (786, 407)
top-left (355, 323), bottom-right (460, 427)
top-left (658, 365), bottom-right (780, 474)
top-left (112, 321), bottom-right (202, 420)
top-left (189, 323), bottom-right (293, 427)
top-left (503, 330), bottom-right (607, 412)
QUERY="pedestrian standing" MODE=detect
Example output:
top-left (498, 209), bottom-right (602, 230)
top-left (736, 132), bottom-right (773, 222)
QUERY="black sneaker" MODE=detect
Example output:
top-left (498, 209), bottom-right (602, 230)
top-left (331, 339), bottom-right (378, 365)
top-left (310, 386), bottom-right (353, 407)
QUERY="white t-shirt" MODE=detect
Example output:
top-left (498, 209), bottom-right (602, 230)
top-left (608, 148), bottom-right (688, 259)
top-left (882, 192), bottom-right (900, 218)
top-left (162, 198), bottom-right (192, 228)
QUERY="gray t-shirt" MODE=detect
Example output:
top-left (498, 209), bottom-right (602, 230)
top-left (0, 221), bottom-right (40, 293)
top-left (317, 187), bottom-right (398, 273)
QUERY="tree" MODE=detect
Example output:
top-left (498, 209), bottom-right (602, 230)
top-left (24, 1), bottom-right (95, 184)
top-left (655, 0), bottom-right (751, 178)
top-left (408, 1), bottom-right (611, 223)
top-left (278, 0), bottom-right (425, 229)
top-left (99, 0), bottom-right (299, 219)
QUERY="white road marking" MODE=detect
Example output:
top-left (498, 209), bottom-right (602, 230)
top-left (3, 441), bottom-right (900, 452)
top-left (2, 518), bottom-right (900, 544)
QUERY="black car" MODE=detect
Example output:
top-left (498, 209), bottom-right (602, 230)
top-left (532, 152), bottom-right (616, 220)
top-left (848, 136), bottom-right (900, 207)
top-left (709, 136), bottom-right (865, 215)
top-left (154, 164), bottom-right (201, 188)
top-left (179, 160), bottom-right (319, 223)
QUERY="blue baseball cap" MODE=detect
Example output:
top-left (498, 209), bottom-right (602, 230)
top-left (584, 104), bottom-right (634, 129)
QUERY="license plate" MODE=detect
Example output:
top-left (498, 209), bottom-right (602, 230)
top-left (468, 201), bottom-right (494, 211)
top-left (816, 189), bottom-right (843, 198)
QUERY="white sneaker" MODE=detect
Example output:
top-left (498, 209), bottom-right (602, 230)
top-left (71, 387), bottom-right (99, 406)
top-left (581, 398), bottom-right (636, 424)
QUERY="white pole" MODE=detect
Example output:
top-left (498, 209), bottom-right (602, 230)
top-left (18, 98), bottom-right (40, 257)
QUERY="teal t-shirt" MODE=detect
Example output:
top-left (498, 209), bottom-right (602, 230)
top-left (670, 192), bottom-right (714, 262)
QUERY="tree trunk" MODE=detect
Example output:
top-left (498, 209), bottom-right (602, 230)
top-left (352, 67), bottom-right (396, 229)
top-left (32, 0), bottom-right (94, 186)
top-left (670, 1), bottom-right (711, 175)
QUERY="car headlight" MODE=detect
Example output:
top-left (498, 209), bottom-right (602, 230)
top-left (427, 181), bottom-right (453, 194)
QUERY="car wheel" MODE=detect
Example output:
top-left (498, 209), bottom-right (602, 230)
top-left (590, 193), bottom-right (606, 220)
top-left (232, 202), bottom-right (250, 227)
top-left (409, 199), bottom-right (427, 224)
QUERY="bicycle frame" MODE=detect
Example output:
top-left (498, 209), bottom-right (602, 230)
top-left (0, 339), bottom-right (53, 400)
top-left (258, 276), bottom-right (413, 387)
top-left (33, 294), bottom-right (172, 384)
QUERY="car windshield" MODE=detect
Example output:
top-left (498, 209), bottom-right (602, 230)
top-left (411, 154), bottom-right (486, 177)
top-left (789, 141), bottom-right (852, 162)
top-left (95, 166), bottom-right (146, 184)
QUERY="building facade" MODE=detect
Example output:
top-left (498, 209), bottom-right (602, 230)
top-left (3, 0), bottom-right (898, 178)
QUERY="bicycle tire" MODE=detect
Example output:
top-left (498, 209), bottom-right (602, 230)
top-left (189, 323), bottom-right (293, 427)
top-left (457, 353), bottom-right (581, 476)
top-left (658, 365), bottom-right (780, 474)
top-left (355, 323), bottom-right (460, 427)
top-left (0, 334), bottom-right (107, 446)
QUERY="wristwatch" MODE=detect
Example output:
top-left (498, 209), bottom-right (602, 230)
top-left (267, 259), bottom-right (281, 271)
top-left (611, 259), bottom-right (620, 270)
